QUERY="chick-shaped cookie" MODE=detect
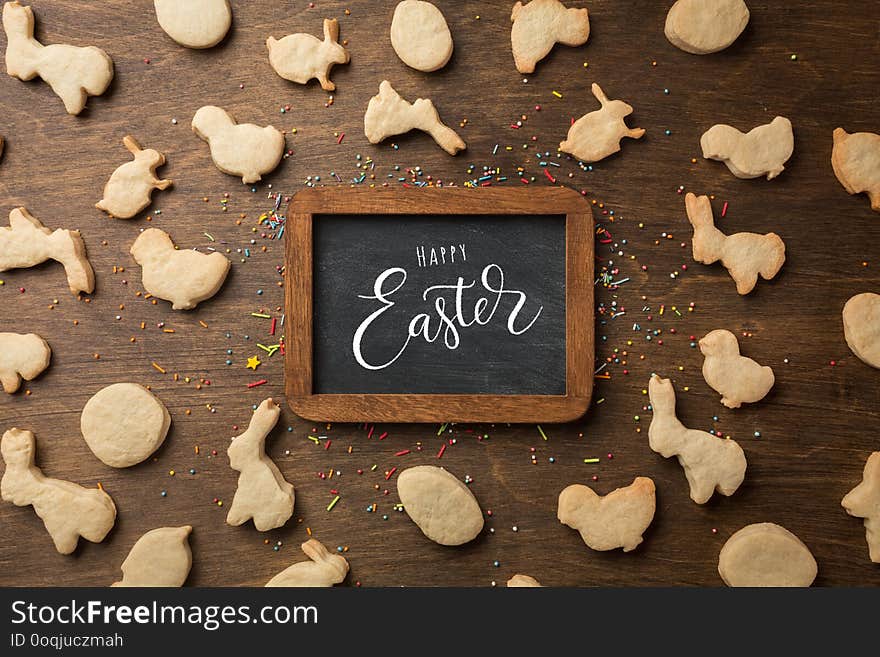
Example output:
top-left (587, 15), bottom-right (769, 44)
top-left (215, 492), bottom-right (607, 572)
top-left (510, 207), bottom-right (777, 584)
top-left (265, 539), bottom-right (349, 587)
top-left (0, 332), bottom-right (50, 394)
top-left (559, 83), bottom-right (644, 163)
top-left (510, 0), bottom-right (590, 74)
top-left (192, 106), bottom-right (285, 184)
top-left (557, 477), bottom-right (655, 552)
top-left (842, 452), bottom-right (880, 563)
top-left (130, 228), bottom-right (230, 310)
top-left (112, 526), bottom-right (193, 587)
top-left (96, 135), bottom-right (172, 219)
top-left (832, 128), bottom-right (880, 212)
top-left (699, 329), bottom-right (774, 409)
top-left (267, 18), bottom-right (350, 91)
top-left (701, 116), bottom-right (794, 180)
top-left (842, 292), bottom-right (880, 368)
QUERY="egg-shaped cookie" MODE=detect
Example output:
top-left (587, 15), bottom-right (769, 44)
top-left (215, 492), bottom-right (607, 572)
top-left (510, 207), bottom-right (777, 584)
top-left (81, 383), bottom-right (171, 467)
top-left (843, 292), bottom-right (880, 368)
top-left (390, 1), bottom-right (453, 72)
top-left (397, 465), bottom-right (483, 545)
top-left (154, 0), bottom-right (232, 49)
top-left (665, 0), bottom-right (749, 55)
top-left (718, 523), bottom-right (817, 587)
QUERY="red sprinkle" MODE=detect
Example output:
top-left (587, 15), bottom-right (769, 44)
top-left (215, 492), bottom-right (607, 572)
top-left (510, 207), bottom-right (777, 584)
top-left (324, 440), bottom-right (331, 450)
top-left (385, 467), bottom-right (397, 480)
top-left (437, 444), bottom-right (446, 459)
top-left (721, 201), bottom-right (729, 217)
top-left (337, 132), bottom-right (345, 144)
top-left (395, 449), bottom-right (410, 456)
top-left (378, 431), bottom-right (388, 440)
top-left (270, 317), bottom-right (276, 336)
top-left (543, 169), bottom-right (556, 183)
top-left (247, 379), bottom-right (267, 388)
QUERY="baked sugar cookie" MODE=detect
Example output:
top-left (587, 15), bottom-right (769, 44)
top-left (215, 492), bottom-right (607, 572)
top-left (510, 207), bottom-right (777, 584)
top-left (701, 116), bottom-right (794, 180)
top-left (1, 427), bottom-right (116, 554)
top-left (227, 399), bottom-right (295, 532)
top-left (96, 135), bottom-right (172, 219)
top-left (0, 207), bottom-right (95, 295)
top-left (832, 128), bottom-right (880, 212)
top-left (558, 477), bottom-right (655, 552)
top-left (80, 383), bottom-right (171, 468)
top-left (390, 1), bottom-right (453, 72)
top-left (665, 0), bottom-right (750, 55)
top-left (718, 523), bottom-right (817, 587)
top-left (130, 228), bottom-right (231, 310)
top-left (507, 574), bottom-right (542, 587)
top-left (113, 526), bottom-right (193, 587)
top-left (700, 329), bottom-right (774, 408)
top-left (364, 80), bottom-right (465, 155)
top-left (192, 106), bottom-right (285, 184)
top-left (559, 83), bottom-right (644, 163)
top-left (648, 374), bottom-right (746, 503)
top-left (686, 192), bottom-right (785, 295)
top-left (2, 1), bottom-right (113, 115)
top-left (267, 18), bottom-right (350, 91)
top-left (842, 292), bottom-right (880, 368)
top-left (510, 0), bottom-right (590, 74)
top-left (154, 0), bottom-right (231, 49)
top-left (842, 452), bottom-right (880, 563)
top-left (397, 465), bottom-right (484, 546)
top-left (265, 539), bottom-right (349, 587)
top-left (0, 332), bottom-right (50, 394)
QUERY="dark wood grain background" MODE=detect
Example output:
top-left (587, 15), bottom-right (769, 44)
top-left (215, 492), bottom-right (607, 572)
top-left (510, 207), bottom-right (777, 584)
top-left (0, 0), bottom-right (877, 587)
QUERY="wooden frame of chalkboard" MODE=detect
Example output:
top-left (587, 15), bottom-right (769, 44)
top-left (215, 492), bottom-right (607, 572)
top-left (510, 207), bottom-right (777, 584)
top-left (284, 187), bottom-right (593, 423)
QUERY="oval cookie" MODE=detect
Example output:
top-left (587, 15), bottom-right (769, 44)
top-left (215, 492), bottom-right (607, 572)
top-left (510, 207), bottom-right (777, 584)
top-left (154, 0), bottom-right (232, 49)
top-left (718, 523), bottom-right (817, 587)
top-left (843, 292), bottom-right (880, 368)
top-left (390, 1), bottom-right (453, 72)
top-left (665, 0), bottom-right (749, 55)
top-left (397, 465), bottom-right (484, 545)
top-left (80, 383), bottom-right (171, 468)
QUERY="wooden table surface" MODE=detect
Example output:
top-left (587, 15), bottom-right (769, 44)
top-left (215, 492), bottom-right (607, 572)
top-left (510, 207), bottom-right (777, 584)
top-left (1, 0), bottom-right (878, 587)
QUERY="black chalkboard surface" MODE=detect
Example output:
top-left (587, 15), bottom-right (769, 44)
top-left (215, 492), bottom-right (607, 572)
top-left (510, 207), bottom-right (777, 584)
top-left (285, 187), bottom-right (593, 423)
top-left (313, 214), bottom-right (566, 395)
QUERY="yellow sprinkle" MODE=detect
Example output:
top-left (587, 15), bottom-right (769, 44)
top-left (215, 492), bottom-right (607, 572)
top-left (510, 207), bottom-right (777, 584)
top-left (151, 362), bottom-right (166, 373)
top-left (537, 425), bottom-right (549, 441)
top-left (327, 495), bottom-right (340, 511)
top-left (306, 526), bottom-right (312, 536)
top-left (169, 470), bottom-right (175, 476)
top-left (97, 482), bottom-right (104, 491)
top-left (552, 90), bottom-right (562, 98)
top-left (199, 320), bottom-right (208, 328)
top-left (163, 329), bottom-right (175, 333)
top-left (194, 445), bottom-right (199, 455)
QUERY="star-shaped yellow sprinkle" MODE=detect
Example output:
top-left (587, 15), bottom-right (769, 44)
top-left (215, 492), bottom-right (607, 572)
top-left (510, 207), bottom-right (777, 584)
top-left (246, 355), bottom-right (261, 370)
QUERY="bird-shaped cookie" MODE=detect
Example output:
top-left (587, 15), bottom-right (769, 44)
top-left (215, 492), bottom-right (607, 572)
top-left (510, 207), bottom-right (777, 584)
top-left (701, 116), bottom-right (794, 180)
top-left (112, 526), bottom-right (193, 587)
top-left (557, 477), bottom-right (655, 552)
top-left (130, 228), bottom-right (230, 310)
top-left (699, 329), bottom-right (774, 408)
top-left (192, 106), bottom-right (285, 184)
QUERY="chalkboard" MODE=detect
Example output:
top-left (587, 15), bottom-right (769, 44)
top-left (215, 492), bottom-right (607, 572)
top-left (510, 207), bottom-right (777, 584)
top-left (313, 213), bottom-right (566, 395)
top-left (285, 188), bottom-right (593, 423)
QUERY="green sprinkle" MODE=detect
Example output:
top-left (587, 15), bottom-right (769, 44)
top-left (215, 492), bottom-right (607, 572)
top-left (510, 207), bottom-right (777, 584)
top-left (537, 425), bottom-right (549, 441)
top-left (326, 495), bottom-right (340, 512)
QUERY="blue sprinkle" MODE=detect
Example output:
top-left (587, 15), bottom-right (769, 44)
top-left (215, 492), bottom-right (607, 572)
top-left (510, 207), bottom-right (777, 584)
top-left (257, 289), bottom-right (263, 295)
top-left (160, 490), bottom-right (167, 497)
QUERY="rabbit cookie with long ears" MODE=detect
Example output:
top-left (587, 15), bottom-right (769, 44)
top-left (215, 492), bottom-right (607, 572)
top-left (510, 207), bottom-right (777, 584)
top-left (364, 80), bottom-right (465, 155)
top-left (2, 1), bottom-right (113, 115)
top-left (227, 399), bottom-right (295, 532)
top-left (0, 333), bottom-right (50, 394)
top-left (559, 83), bottom-right (645, 163)
top-left (130, 228), bottom-right (230, 310)
top-left (192, 106), bottom-right (285, 184)
top-left (266, 539), bottom-right (349, 587)
top-left (268, 18), bottom-right (350, 91)
top-left (1, 428), bottom-right (116, 554)
top-left (842, 452), bottom-right (880, 563)
top-left (97, 136), bottom-right (172, 219)
top-left (154, 0), bottom-right (232, 49)
top-left (113, 526), bottom-right (193, 587)
top-left (558, 477), bottom-right (655, 552)
top-left (832, 128), bottom-right (880, 212)
top-left (701, 116), bottom-right (794, 180)
top-left (648, 374), bottom-right (747, 503)
top-left (685, 192), bottom-right (785, 295)
top-left (700, 329), bottom-right (774, 409)
top-left (0, 207), bottom-right (94, 295)
top-left (510, 0), bottom-right (590, 74)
